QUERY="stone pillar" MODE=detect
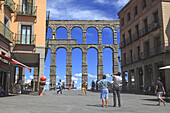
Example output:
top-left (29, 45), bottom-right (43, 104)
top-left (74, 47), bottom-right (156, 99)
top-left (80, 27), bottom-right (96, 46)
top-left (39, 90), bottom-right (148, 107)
top-left (33, 67), bottom-right (39, 92)
top-left (97, 52), bottom-right (103, 81)
top-left (122, 71), bottom-right (126, 92)
top-left (135, 68), bottom-right (140, 93)
top-left (66, 51), bottom-right (72, 87)
top-left (67, 30), bottom-right (71, 39)
top-left (22, 68), bottom-right (25, 82)
top-left (113, 31), bottom-right (117, 45)
top-left (98, 31), bottom-right (102, 44)
top-left (10, 66), bottom-right (16, 92)
top-left (50, 51), bottom-right (56, 88)
top-left (51, 32), bottom-right (56, 39)
top-left (113, 52), bottom-right (119, 73)
top-left (128, 70), bottom-right (132, 92)
top-left (82, 51), bottom-right (88, 86)
top-left (83, 31), bottom-right (86, 44)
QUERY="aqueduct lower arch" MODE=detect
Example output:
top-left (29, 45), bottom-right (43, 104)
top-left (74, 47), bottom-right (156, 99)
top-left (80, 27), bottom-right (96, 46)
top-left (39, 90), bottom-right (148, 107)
top-left (47, 20), bottom-right (119, 87)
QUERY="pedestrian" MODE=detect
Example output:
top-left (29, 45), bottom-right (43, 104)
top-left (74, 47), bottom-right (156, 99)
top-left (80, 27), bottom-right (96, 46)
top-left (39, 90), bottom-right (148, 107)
top-left (111, 72), bottom-right (122, 107)
top-left (92, 80), bottom-right (95, 91)
top-left (98, 75), bottom-right (111, 108)
top-left (82, 82), bottom-right (87, 95)
top-left (72, 81), bottom-right (74, 89)
top-left (155, 77), bottom-right (166, 106)
top-left (57, 79), bottom-right (62, 94)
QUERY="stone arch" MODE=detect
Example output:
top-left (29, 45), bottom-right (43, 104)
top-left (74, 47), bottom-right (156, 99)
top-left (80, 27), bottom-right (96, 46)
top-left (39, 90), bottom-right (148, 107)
top-left (71, 27), bottom-right (83, 44)
top-left (102, 27), bottom-right (113, 45)
top-left (48, 20), bottom-right (119, 88)
top-left (56, 27), bottom-right (68, 39)
top-left (86, 27), bottom-right (98, 44)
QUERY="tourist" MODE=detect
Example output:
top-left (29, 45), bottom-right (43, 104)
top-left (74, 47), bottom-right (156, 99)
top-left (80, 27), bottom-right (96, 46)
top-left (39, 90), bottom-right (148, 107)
top-left (72, 81), bottom-right (74, 89)
top-left (155, 77), bottom-right (166, 106)
top-left (57, 79), bottom-right (62, 94)
top-left (82, 82), bottom-right (87, 95)
top-left (98, 75), bottom-right (111, 108)
top-left (111, 72), bottom-right (122, 107)
top-left (91, 80), bottom-right (95, 91)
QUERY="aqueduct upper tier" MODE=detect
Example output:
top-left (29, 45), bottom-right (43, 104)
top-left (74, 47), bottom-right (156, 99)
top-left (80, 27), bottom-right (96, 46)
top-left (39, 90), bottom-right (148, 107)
top-left (47, 20), bottom-right (120, 87)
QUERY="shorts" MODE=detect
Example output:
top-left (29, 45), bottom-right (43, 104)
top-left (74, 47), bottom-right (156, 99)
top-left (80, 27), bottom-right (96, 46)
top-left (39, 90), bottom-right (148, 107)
top-left (100, 88), bottom-right (108, 99)
top-left (82, 87), bottom-right (86, 91)
top-left (157, 92), bottom-right (163, 99)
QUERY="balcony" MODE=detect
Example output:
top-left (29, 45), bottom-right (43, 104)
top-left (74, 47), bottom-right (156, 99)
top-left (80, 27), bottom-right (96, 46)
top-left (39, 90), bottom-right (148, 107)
top-left (122, 44), bottom-right (164, 66)
top-left (0, 21), bottom-right (13, 42)
top-left (13, 34), bottom-right (36, 51)
top-left (120, 20), bottom-right (161, 48)
top-left (16, 5), bottom-right (37, 17)
top-left (4, 0), bottom-right (15, 13)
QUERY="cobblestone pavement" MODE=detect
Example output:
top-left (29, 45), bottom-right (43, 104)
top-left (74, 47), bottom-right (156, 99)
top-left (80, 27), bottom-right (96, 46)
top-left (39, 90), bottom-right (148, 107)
top-left (0, 90), bottom-right (169, 113)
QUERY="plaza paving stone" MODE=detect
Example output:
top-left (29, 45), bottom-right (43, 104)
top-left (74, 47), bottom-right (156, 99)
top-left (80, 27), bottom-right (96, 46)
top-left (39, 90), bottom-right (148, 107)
top-left (0, 90), bottom-right (169, 113)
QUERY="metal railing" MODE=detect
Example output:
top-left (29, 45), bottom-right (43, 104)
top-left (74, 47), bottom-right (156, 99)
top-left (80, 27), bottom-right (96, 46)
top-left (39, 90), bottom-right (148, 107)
top-left (14, 34), bottom-right (36, 45)
top-left (0, 21), bottom-right (13, 42)
top-left (122, 44), bottom-right (164, 66)
top-left (120, 20), bottom-right (161, 48)
top-left (16, 5), bottom-right (37, 16)
top-left (4, 0), bottom-right (15, 13)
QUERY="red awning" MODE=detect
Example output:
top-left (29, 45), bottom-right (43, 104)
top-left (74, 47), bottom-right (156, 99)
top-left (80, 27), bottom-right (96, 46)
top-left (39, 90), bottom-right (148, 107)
top-left (0, 54), bottom-right (31, 72)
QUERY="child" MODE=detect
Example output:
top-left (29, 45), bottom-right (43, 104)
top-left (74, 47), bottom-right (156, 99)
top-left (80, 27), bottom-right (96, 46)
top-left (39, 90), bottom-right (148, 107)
top-left (82, 82), bottom-right (87, 95)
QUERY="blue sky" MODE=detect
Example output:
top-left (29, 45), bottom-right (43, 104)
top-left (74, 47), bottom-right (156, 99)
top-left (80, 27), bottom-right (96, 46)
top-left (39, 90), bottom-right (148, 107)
top-left (24, 0), bottom-right (130, 90)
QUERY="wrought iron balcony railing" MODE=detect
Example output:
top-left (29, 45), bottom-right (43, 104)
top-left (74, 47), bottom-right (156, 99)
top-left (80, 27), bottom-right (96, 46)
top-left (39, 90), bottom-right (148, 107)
top-left (0, 21), bottom-right (13, 42)
top-left (16, 5), bottom-right (37, 16)
top-left (121, 44), bottom-right (164, 66)
top-left (14, 34), bottom-right (36, 45)
top-left (120, 20), bottom-right (161, 48)
top-left (4, 0), bottom-right (15, 13)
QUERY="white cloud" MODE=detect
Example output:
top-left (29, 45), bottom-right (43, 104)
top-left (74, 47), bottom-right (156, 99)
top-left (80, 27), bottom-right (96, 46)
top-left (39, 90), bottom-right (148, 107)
top-left (74, 81), bottom-right (78, 84)
top-left (72, 77), bottom-right (78, 81)
top-left (74, 73), bottom-right (82, 77)
top-left (29, 75), bottom-right (33, 79)
top-left (46, 82), bottom-right (50, 85)
top-left (116, 0), bottom-right (130, 7)
top-left (64, 76), bottom-right (66, 78)
top-left (61, 80), bottom-right (65, 83)
top-left (47, 0), bottom-right (112, 20)
top-left (25, 79), bottom-right (31, 83)
top-left (88, 74), bottom-right (97, 79)
top-left (106, 74), bottom-right (111, 78)
top-left (56, 76), bottom-right (60, 78)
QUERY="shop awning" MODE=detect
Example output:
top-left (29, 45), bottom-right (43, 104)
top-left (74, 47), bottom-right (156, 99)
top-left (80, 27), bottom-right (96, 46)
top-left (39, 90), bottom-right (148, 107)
top-left (0, 54), bottom-right (31, 72)
top-left (159, 65), bottom-right (170, 70)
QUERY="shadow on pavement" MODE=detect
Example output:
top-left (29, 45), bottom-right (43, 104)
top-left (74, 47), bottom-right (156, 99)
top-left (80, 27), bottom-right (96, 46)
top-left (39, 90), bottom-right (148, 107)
top-left (86, 104), bottom-right (102, 107)
top-left (142, 104), bottom-right (158, 106)
top-left (142, 98), bottom-right (170, 103)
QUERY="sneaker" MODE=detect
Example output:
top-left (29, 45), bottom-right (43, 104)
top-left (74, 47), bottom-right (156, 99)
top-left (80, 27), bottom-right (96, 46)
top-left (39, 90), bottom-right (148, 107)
top-left (163, 101), bottom-right (166, 106)
top-left (157, 104), bottom-right (160, 106)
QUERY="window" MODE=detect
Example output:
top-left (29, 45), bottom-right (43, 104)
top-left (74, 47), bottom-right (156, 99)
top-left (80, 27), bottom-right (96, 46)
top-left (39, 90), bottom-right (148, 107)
top-left (123, 53), bottom-right (126, 65)
top-left (155, 37), bottom-right (161, 54)
top-left (137, 46), bottom-right (140, 60)
top-left (130, 50), bottom-right (133, 63)
top-left (153, 11), bottom-right (159, 23)
top-left (122, 34), bottom-right (125, 46)
top-left (142, 0), bottom-right (146, 9)
top-left (22, 0), bottom-right (33, 14)
top-left (21, 25), bottom-right (32, 44)
top-left (127, 12), bottom-right (130, 22)
top-left (143, 18), bottom-right (148, 34)
top-left (135, 24), bottom-right (139, 39)
top-left (128, 29), bottom-right (132, 42)
top-left (122, 18), bottom-right (124, 26)
top-left (144, 41), bottom-right (150, 58)
top-left (134, 6), bottom-right (138, 16)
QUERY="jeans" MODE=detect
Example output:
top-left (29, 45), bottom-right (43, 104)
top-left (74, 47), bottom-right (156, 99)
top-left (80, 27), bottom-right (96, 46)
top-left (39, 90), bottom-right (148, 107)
top-left (57, 86), bottom-right (62, 94)
top-left (113, 89), bottom-right (121, 107)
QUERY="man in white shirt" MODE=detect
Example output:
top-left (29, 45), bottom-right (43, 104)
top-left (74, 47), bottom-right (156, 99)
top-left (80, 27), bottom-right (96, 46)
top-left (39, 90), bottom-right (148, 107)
top-left (111, 72), bottom-right (122, 107)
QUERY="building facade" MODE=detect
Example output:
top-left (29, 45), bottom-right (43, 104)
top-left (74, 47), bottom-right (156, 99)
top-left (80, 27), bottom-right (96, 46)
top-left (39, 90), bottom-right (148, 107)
top-left (0, 0), bottom-right (47, 94)
top-left (118, 0), bottom-right (170, 95)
